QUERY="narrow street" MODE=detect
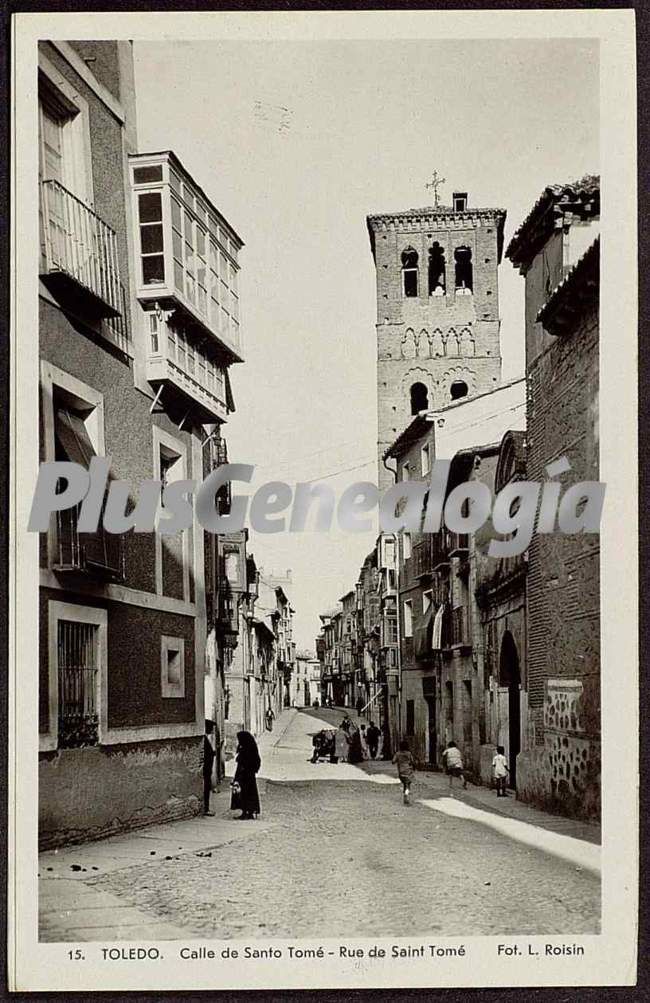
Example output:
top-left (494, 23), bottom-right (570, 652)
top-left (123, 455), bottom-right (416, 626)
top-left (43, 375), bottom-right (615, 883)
top-left (39, 708), bottom-right (600, 942)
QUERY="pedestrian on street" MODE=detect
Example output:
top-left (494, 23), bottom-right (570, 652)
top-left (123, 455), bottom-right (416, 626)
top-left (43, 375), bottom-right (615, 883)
top-left (341, 713), bottom-right (352, 734)
top-left (492, 745), bottom-right (509, 797)
top-left (265, 706), bottom-right (275, 732)
top-left (442, 741), bottom-right (467, 791)
top-left (366, 720), bottom-right (380, 760)
top-left (231, 730), bottom-right (261, 820)
top-left (202, 720), bottom-right (216, 816)
top-left (356, 695), bottom-right (365, 718)
top-left (334, 726), bottom-right (349, 763)
top-left (392, 739), bottom-right (415, 805)
top-left (359, 724), bottom-right (369, 760)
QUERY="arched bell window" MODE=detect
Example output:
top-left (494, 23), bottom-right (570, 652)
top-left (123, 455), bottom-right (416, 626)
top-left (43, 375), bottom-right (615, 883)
top-left (454, 246), bottom-right (473, 293)
top-left (401, 247), bottom-right (419, 298)
top-left (410, 381), bottom-right (429, 414)
top-left (428, 242), bottom-right (446, 295)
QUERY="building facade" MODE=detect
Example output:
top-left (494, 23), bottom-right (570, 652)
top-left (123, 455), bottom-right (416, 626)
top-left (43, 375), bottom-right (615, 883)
top-left (384, 382), bottom-right (526, 770)
top-left (37, 41), bottom-right (245, 846)
top-left (506, 178), bottom-right (600, 819)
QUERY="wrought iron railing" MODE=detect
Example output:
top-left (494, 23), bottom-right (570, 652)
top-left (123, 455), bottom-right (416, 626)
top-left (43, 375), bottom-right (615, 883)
top-left (55, 506), bottom-right (124, 581)
top-left (40, 179), bottom-right (122, 317)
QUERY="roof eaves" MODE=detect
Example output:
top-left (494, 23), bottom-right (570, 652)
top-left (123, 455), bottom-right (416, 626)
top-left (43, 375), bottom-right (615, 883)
top-left (506, 175), bottom-right (599, 272)
top-left (535, 237), bottom-right (599, 335)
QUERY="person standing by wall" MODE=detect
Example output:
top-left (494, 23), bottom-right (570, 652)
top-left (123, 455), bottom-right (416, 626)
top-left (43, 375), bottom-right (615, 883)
top-left (202, 721), bottom-right (216, 817)
top-left (231, 731), bottom-right (261, 820)
top-left (492, 745), bottom-right (509, 797)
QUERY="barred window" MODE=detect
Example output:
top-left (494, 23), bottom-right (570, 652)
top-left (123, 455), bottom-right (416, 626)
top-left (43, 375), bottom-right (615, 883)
top-left (57, 619), bottom-right (99, 749)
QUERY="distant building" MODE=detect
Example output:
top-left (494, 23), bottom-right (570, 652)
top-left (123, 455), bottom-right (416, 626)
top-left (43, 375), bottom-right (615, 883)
top-left (291, 651), bottom-right (322, 708)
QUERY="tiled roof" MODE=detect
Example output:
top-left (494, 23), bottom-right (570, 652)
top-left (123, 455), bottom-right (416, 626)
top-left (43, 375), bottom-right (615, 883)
top-left (506, 175), bottom-right (599, 272)
top-left (535, 237), bottom-right (599, 336)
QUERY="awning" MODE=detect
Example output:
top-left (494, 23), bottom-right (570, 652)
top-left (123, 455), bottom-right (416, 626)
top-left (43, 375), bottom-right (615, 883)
top-left (414, 604), bottom-right (434, 660)
top-left (55, 408), bottom-right (97, 465)
top-left (431, 603), bottom-right (445, 650)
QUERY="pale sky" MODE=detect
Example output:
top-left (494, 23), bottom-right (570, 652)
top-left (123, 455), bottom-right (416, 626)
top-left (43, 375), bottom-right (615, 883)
top-left (133, 38), bottom-right (599, 650)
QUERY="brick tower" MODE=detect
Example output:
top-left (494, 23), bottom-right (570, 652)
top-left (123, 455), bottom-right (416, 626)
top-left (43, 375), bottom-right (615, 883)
top-left (367, 193), bottom-right (506, 491)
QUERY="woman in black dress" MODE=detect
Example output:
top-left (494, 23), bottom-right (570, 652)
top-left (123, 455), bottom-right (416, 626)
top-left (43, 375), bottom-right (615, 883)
top-left (231, 731), bottom-right (261, 820)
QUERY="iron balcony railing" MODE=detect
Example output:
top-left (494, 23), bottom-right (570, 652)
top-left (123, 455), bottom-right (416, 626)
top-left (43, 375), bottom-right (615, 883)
top-left (55, 506), bottom-right (124, 581)
top-left (40, 179), bottom-right (122, 318)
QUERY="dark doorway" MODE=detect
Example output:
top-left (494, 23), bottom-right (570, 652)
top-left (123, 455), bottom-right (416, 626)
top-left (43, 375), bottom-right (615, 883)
top-left (423, 675), bottom-right (437, 766)
top-left (425, 696), bottom-right (436, 765)
top-left (499, 631), bottom-right (521, 789)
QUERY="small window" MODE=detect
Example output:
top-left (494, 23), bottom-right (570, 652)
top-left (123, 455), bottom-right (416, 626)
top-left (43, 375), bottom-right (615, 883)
top-left (161, 635), bottom-right (185, 698)
top-left (423, 590), bottom-right (433, 615)
top-left (450, 380), bottom-right (468, 401)
top-left (403, 532), bottom-right (412, 560)
top-left (421, 443), bottom-right (431, 476)
top-left (453, 192), bottom-right (468, 212)
top-left (403, 600), bottom-right (413, 638)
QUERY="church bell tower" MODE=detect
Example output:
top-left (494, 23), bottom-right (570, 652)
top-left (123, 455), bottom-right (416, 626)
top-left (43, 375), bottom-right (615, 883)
top-left (367, 190), bottom-right (506, 491)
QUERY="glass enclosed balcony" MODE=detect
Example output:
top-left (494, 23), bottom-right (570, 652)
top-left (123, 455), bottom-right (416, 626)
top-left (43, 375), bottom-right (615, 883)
top-left (129, 151), bottom-right (244, 364)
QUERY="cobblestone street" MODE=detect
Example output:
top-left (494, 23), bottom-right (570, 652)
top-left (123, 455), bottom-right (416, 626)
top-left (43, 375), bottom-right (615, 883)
top-left (39, 709), bottom-right (600, 941)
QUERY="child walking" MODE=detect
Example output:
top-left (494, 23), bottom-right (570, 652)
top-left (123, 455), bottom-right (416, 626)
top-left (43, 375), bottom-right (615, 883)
top-left (392, 739), bottom-right (415, 805)
top-left (492, 745), bottom-right (509, 797)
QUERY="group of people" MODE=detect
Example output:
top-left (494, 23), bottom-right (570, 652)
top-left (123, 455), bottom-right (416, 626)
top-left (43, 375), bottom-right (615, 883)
top-left (392, 739), bottom-right (510, 805)
top-left (311, 714), bottom-right (383, 765)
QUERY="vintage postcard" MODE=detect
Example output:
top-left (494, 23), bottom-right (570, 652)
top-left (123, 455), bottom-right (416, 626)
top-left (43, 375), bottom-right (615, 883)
top-left (8, 6), bottom-right (638, 992)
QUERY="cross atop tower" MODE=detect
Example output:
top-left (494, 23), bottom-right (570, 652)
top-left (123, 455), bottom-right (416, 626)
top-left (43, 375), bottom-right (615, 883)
top-left (425, 170), bottom-right (446, 207)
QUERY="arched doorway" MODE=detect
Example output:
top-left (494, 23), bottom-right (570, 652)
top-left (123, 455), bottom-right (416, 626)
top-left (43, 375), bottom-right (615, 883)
top-left (498, 631), bottom-right (521, 789)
